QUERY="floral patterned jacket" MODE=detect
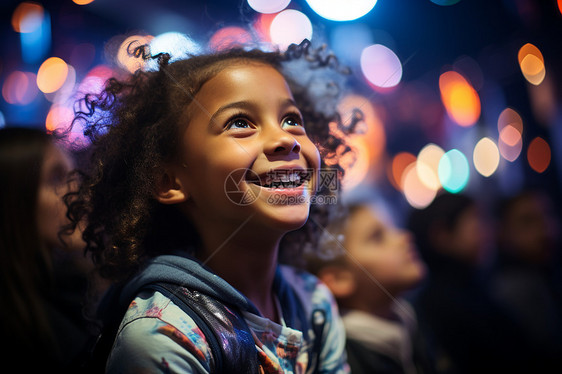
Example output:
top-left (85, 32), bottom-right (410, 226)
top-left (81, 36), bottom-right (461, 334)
top-left (105, 253), bottom-right (349, 373)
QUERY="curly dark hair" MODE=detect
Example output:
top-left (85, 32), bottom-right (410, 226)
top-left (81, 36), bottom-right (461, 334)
top-left (66, 40), bottom-right (360, 282)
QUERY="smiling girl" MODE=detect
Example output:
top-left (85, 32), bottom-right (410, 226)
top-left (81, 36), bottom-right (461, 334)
top-left (68, 41), bottom-right (353, 373)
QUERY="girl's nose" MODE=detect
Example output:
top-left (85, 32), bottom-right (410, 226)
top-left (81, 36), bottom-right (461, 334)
top-left (264, 128), bottom-right (301, 156)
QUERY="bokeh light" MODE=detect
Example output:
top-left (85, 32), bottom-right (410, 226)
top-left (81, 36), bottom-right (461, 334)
top-left (2, 71), bottom-right (38, 105)
top-left (499, 125), bottom-right (521, 147)
top-left (16, 3), bottom-right (50, 64)
top-left (117, 35), bottom-right (154, 73)
top-left (439, 71), bottom-right (481, 126)
top-left (77, 65), bottom-right (114, 97)
top-left (253, 13), bottom-right (276, 42)
top-left (338, 94), bottom-right (386, 164)
top-left (305, 0), bottom-right (378, 21)
top-left (209, 27), bottom-right (253, 51)
top-left (44, 65), bottom-right (76, 104)
top-left (37, 57), bottom-right (69, 94)
top-left (438, 149), bottom-right (469, 193)
top-left (402, 163), bottom-right (438, 209)
top-left (340, 138), bottom-right (371, 190)
top-left (389, 152), bottom-right (416, 191)
top-left (45, 104), bottom-right (74, 133)
top-left (360, 44), bottom-right (402, 89)
top-left (12, 2), bottom-right (44, 33)
top-left (247, 0), bottom-right (290, 14)
top-left (270, 10), bottom-right (312, 50)
top-left (417, 143), bottom-right (445, 190)
top-left (73, 0), bottom-right (95, 5)
top-left (473, 137), bottom-right (500, 177)
top-left (145, 32), bottom-right (201, 71)
top-left (518, 43), bottom-right (545, 86)
top-left (497, 108), bottom-right (524, 162)
top-left (498, 127), bottom-right (523, 162)
top-left (497, 107), bottom-right (523, 135)
top-left (527, 137), bottom-right (551, 173)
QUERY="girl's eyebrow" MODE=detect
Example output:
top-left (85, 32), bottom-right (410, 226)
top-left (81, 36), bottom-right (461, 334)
top-left (208, 98), bottom-right (299, 127)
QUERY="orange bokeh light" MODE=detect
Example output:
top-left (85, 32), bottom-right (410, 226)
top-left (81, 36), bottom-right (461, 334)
top-left (389, 152), bottom-right (416, 191)
top-left (73, 0), bottom-right (95, 4)
top-left (338, 94), bottom-right (386, 163)
top-left (37, 57), bottom-right (69, 93)
top-left (117, 35), bottom-right (154, 73)
top-left (527, 137), bottom-right (551, 173)
top-left (209, 27), bottom-right (252, 51)
top-left (12, 2), bottom-right (43, 33)
top-left (45, 105), bottom-right (74, 133)
top-left (518, 43), bottom-right (545, 85)
top-left (439, 71), bottom-right (481, 127)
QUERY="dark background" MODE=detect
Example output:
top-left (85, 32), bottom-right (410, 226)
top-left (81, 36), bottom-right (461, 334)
top-left (1, 0), bottom-right (561, 220)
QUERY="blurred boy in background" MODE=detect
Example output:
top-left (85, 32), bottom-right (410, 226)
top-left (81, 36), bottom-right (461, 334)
top-left (308, 202), bottom-right (435, 374)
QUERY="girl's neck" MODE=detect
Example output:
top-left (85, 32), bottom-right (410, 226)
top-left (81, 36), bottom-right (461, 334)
top-left (196, 225), bottom-right (283, 322)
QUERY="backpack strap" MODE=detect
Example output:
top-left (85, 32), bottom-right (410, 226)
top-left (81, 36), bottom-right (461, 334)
top-left (145, 282), bottom-right (259, 374)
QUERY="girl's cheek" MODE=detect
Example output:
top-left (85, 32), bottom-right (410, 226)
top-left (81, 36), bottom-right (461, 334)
top-left (36, 187), bottom-right (65, 248)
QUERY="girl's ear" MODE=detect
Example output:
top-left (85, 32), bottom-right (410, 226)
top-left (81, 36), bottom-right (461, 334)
top-left (154, 167), bottom-right (189, 205)
top-left (317, 266), bottom-right (356, 298)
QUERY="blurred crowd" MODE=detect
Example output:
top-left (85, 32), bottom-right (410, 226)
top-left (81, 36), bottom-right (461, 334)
top-left (1, 126), bottom-right (561, 373)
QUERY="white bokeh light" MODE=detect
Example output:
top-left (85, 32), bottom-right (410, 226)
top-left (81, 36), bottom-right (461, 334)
top-left (145, 32), bottom-right (201, 71)
top-left (247, 0), bottom-right (291, 14)
top-left (270, 10), bottom-right (312, 50)
top-left (360, 44), bottom-right (402, 88)
top-left (306, 0), bottom-right (377, 21)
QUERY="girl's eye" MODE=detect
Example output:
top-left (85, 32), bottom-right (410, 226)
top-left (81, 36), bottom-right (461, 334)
top-left (225, 118), bottom-right (251, 130)
top-left (282, 115), bottom-right (303, 129)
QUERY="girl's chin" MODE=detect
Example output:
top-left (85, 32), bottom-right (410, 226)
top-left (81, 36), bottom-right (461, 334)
top-left (256, 202), bottom-right (310, 231)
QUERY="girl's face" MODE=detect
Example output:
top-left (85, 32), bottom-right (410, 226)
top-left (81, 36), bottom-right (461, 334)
top-left (344, 206), bottom-right (426, 295)
top-left (175, 62), bottom-right (321, 235)
top-left (36, 144), bottom-right (75, 250)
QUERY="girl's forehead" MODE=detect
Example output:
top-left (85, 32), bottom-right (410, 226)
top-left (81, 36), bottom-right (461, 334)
top-left (194, 63), bottom-right (293, 105)
top-left (211, 61), bottom-right (286, 86)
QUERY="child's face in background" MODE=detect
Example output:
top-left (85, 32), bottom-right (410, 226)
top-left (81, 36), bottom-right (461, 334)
top-left (344, 206), bottom-right (426, 296)
top-left (36, 144), bottom-right (76, 251)
top-left (176, 62), bottom-right (321, 234)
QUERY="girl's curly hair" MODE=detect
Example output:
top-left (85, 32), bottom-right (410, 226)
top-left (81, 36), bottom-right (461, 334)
top-left (66, 40), bottom-right (360, 282)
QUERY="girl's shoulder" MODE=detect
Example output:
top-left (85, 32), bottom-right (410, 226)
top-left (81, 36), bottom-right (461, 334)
top-left (107, 289), bottom-right (213, 373)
